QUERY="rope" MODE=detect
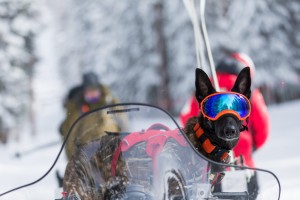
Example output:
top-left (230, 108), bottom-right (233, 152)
top-left (199, 0), bottom-right (219, 91)
top-left (182, 0), bottom-right (203, 69)
top-left (182, 0), bottom-right (220, 91)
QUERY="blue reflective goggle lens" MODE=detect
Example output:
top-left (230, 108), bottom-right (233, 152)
top-left (201, 93), bottom-right (251, 120)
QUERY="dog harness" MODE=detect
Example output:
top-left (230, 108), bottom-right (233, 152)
top-left (193, 122), bottom-right (230, 163)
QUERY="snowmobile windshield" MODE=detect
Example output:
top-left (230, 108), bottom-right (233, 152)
top-left (0, 103), bottom-right (280, 200)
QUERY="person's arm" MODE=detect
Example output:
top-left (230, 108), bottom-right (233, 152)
top-left (101, 84), bottom-right (120, 104)
top-left (249, 89), bottom-right (270, 151)
top-left (59, 100), bottom-right (78, 137)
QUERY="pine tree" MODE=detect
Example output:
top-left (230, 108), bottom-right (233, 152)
top-left (0, 1), bottom-right (39, 142)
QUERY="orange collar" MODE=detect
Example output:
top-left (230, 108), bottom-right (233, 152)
top-left (193, 122), bottom-right (230, 163)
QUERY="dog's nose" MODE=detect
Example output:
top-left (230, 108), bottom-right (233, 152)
top-left (224, 126), bottom-right (237, 139)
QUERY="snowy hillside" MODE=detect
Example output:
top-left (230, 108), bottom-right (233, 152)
top-left (254, 100), bottom-right (300, 199)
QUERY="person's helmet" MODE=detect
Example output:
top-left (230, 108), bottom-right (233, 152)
top-left (82, 72), bottom-right (99, 89)
top-left (216, 52), bottom-right (255, 77)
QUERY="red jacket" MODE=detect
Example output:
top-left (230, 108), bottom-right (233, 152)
top-left (180, 72), bottom-right (270, 167)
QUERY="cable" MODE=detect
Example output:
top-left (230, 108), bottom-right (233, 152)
top-left (183, 0), bottom-right (220, 91)
top-left (182, 0), bottom-right (203, 69)
top-left (199, 0), bottom-right (219, 91)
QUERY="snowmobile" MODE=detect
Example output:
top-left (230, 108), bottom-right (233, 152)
top-left (0, 103), bottom-right (280, 200)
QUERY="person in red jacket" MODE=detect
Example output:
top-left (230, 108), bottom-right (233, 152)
top-left (180, 52), bottom-right (269, 198)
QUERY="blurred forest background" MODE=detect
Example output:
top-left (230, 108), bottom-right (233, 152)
top-left (0, 0), bottom-right (300, 143)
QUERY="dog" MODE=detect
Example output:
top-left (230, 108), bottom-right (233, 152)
top-left (184, 67), bottom-right (251, 163)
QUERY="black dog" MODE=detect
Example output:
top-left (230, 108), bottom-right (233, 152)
top-left (184, 67), bottom-right (251, 163)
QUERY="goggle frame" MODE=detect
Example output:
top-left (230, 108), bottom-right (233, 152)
top-left (200, 92), bottom-right (251, 121)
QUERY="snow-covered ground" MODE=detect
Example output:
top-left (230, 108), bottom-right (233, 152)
top-left (254, 100), bottom-right (300, 200)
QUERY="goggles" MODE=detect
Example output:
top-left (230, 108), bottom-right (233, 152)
top-left (200, 92), bottom-right (251, 121)
top-left (84, 88), bottom-right (101, 104)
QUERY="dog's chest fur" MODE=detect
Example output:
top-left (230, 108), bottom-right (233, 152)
top-left (184, 117), bottom-right (209, 156)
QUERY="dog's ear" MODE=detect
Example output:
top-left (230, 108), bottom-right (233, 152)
top-left (195, 68), bottom-right (216, 103)
top-left (231, 67), bottom-right (251, 99)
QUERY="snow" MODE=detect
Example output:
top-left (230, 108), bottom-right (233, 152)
top-left (1, 1), bottom-right (300, 199)
top-left (254, 100), bottom-right (300, 200)
top-left (1, 54), bottom-right (300, 199)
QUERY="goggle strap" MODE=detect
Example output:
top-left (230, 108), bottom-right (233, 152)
top-left (211, 147), bottom-right (230, 163)
top-left (221, 152), bottom-right (230, 163)
top-left (193, 123), bottom-right (204, 138)
top-left (202, 139), bottom-right (230, 163)
top-left (193, 123), bottom-right (230, 163)
top-left (194, 123), bottom-right (216, 153)
top-left (240, 118), bottom-right (249, 132)
top-left (202, 139), bottom-right (216, 153)
top-left (211, 172), bottom-right (225, 186)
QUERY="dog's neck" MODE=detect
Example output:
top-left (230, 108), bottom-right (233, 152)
top-left (185, 116), bottom-right (230, 163)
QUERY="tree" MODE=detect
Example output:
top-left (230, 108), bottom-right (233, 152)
top-left (49, 0), bottom-right (300, 114)
top-left (0, 1), bottom-right (39, 142)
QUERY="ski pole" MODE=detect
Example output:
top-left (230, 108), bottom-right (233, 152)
top-left (14, 140), bottom-right (61, 158)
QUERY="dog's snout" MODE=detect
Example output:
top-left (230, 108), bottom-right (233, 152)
top-left (224, 126), bottom-right (237, 139)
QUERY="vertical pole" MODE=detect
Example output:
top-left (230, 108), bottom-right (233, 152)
top-left (199, 0), bottom-right (220, 91)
